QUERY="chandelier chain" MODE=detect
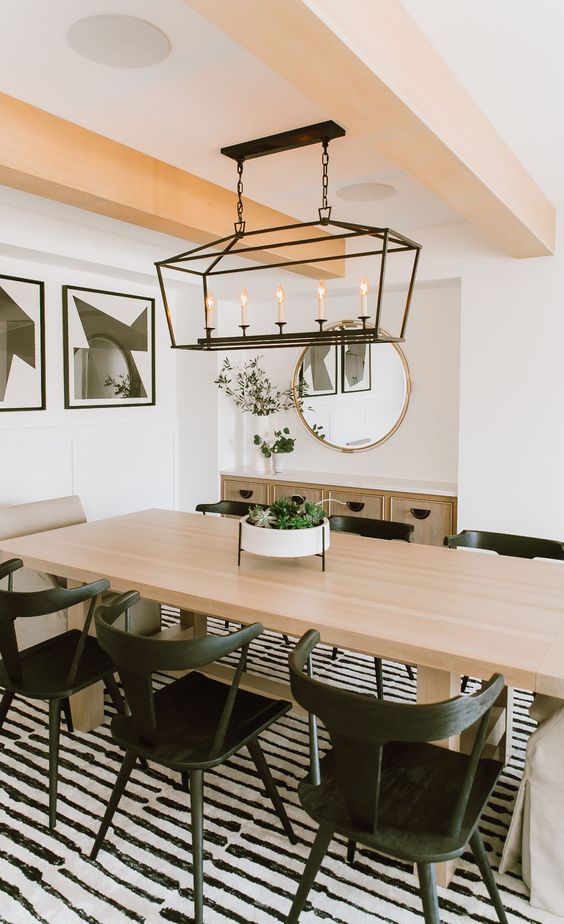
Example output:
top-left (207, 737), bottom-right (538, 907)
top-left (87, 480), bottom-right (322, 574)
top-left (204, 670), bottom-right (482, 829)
top-left (236, 157), bottom-right (245, 226)
top-left (321, 140), bottom-right (329, 210)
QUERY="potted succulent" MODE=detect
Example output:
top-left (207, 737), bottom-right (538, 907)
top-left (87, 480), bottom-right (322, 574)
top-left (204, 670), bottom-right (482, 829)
top-left (238, 496), bottom-right (330, 569)
top-left (253, 427), bottom-right (295, 473)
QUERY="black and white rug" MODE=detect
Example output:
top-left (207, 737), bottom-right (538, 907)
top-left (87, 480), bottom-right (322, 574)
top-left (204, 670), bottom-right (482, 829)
top-left (0, 614), bottom-right (558, 923)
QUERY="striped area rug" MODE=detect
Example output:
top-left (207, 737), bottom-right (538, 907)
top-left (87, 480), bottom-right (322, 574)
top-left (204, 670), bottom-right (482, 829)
top-left (0, 613), bottom-right (558, 924)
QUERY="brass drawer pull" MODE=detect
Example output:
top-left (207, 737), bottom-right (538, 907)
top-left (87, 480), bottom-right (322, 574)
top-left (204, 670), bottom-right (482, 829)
top-left (239, 490), bottom-right (253, 499)
top-left (410, 507), bottom-right (431, 520)
top-left (347, 501), bottom-right (365, 512)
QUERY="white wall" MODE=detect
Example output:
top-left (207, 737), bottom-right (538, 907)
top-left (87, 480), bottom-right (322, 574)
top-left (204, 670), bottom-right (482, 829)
top-left (0, 188), bottom-right (187, 520)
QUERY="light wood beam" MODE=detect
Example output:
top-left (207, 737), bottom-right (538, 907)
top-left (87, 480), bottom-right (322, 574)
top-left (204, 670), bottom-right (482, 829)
top-left (185, 0), bottom-right (555, 258)
top-left (0, 92), bottom-right (344, 278)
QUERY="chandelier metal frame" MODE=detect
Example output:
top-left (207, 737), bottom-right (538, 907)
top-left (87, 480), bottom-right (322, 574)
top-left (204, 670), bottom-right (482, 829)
top-left (156, 121), bottom-right (422, 351)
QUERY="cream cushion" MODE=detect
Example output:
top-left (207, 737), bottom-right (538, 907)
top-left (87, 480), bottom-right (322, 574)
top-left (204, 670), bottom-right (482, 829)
top-left (0, 496), bottom-right (161, 647)
top-left (500, 695), bottom-right (564, 914)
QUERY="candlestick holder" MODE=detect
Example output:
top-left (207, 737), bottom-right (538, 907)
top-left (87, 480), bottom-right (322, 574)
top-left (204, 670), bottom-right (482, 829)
top-left (276, 322), bottom-right (287, 335)
top-left (357, 316), bottom-right (370, 329)
top-left (239, 324), bottom-right (249, 337)
top-left (205, 327), bottom-right (215, 340)
top-left (316, 319), bottom-right (326, 332)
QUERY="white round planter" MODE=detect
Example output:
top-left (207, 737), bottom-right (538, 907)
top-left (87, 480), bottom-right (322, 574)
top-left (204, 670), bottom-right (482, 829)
top-left (239, 517), bottom-right (330, 560)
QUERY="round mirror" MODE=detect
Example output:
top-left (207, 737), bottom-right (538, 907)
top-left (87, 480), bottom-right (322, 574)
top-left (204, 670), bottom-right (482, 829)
top-left (292, 321), bottom-right (410, 452)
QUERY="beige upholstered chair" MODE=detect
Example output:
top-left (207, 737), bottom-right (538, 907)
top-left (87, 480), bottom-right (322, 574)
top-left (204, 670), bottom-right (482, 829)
top-left (500, 694), bottom-right (564, 914)
top-left (0, 496), bottom-right (161, 649)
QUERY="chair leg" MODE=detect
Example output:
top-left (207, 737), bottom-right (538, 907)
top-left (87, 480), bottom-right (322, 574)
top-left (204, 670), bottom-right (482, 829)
top-left (90, 749), bottom-right (136, 859)
top-left (287, 824), bottom-right (333, 924)
top-left (248, 738), bottom-right (296, 844)
top-left (417, 863), bottom-right (440, 924)
top-left (48, 699), bottom-right (61, 829)
top-left (374, 657), bottom-right (384, 700)
top-left (104, 673), bottom-right (126, 714)
top-left (224, 620), bottom-right (230, 630)
top-left (331, 646), bottom-right (339, 660)
top-left (406, 664), bottom-right (415, 682)
top-left (181, 770), bottom-right (190, 792)
top-left (60, 698), bottom-right (74, 733)
top-left (461, 675), bottom-right (470, 693)
top-left (469, 829), bottom-right (509, 924)
top-left (346, 839), bottom-right (356, 865)
top-left (282, 635), bottom-right (291, 646)
top-left (0, 690), bottom-right (15, 733)
top-left (190, 769), bottom-right (204, 924)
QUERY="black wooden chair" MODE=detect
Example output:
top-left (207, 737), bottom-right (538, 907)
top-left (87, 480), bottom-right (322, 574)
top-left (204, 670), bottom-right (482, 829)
top-left (195, 500), bottom-right (264, 518)
top-left (444, 529), bottom-right (564, 560)
top-left (0, 558), bottom-right (124, 828)
top-left (286, 629), bottom-right (508, 924)
top-left (329, 515), bottom-right (415, 697)
top-left (445, 529), bottom-right (564, 690)
top-left (90, 591), bottom-right (296, 924)
top-left (196, 499), bottom-right (292, 645)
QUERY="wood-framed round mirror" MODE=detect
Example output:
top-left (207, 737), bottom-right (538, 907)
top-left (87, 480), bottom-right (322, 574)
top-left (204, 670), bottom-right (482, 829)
top-left (292, 320), bottom-right (411, 452)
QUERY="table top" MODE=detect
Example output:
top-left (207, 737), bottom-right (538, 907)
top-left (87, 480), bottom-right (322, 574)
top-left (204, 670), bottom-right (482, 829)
top-left (3, 508), bottom-right (564, 695)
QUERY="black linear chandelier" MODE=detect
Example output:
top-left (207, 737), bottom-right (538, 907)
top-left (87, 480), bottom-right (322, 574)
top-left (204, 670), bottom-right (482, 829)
top-left (156, 121), bottom-right (422, 351)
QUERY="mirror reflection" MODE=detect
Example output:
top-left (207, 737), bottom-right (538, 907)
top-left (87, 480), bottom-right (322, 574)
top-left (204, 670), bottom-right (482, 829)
top-left (293, 321), bottom-right (410, 451)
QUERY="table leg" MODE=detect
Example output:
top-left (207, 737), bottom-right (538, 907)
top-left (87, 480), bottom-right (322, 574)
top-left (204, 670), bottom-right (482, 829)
top-left (66, 579), bottom-right (104, 732)
top-left (416, 665), bottom-right (460, 887)
top-left (180, 610), bottom-right (208, 639)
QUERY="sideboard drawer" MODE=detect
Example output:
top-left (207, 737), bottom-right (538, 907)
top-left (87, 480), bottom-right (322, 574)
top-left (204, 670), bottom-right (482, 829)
top-left (222, 479), bottom-right (269, 506)
top-left (390, 496), bottom-right (455, 546)
top-left (328, 490), bottom-right (384, 519)
top-left (272, 483), bottom-right (323, 504)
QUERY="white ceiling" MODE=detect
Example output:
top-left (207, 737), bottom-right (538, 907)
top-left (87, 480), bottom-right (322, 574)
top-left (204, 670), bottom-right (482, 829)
top-left (0, 0), bottom-right (460, 232)
top-left (401, 0), bottom-right (564, 204)
top-left (0, 0), bottom-right (561, 236)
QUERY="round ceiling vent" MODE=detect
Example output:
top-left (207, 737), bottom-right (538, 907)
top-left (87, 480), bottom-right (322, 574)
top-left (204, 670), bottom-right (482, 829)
top-left (67, 15), bottom-right (171, 69)
top-left (336, 182), bottom-right (396, 202)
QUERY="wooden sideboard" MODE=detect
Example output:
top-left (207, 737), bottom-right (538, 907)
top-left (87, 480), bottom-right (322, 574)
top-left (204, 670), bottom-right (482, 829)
top-left (220, 469), bottom-right (457, 546)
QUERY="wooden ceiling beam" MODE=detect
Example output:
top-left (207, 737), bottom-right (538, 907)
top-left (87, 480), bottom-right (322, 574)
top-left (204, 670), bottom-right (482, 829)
top-left (184, 0), bottom-right (555, 257)
top-left (0, 92), bottom-right (344, 279)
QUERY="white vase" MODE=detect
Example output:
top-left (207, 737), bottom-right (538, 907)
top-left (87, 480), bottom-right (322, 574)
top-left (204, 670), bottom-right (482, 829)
top-left (248, 415), bottom-right (271, 473)
top-left (239, 517), bottom-right (330, 559)
top-left (272, 453), bottom-right (285, 474)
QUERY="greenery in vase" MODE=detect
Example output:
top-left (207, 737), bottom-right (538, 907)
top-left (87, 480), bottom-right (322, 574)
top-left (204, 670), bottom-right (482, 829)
top-left (247, 496), bottom-right (326, 530)
top-left (215, 355), bottom-right (294, 416)
top-left (253, 427), bottom-right (295, 458)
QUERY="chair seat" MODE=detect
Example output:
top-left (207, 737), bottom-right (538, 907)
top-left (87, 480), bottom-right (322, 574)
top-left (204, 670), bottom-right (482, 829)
top-left (111, 671), bottom-right (292, 769)
top-left (300, 743), bottom-right (501, 863)
top-left (0, 629), bottom-right (115, 698)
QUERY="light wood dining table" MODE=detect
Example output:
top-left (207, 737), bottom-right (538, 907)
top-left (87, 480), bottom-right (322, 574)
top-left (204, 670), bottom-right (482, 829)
top-left (3, 508), bottom-right (564, 885)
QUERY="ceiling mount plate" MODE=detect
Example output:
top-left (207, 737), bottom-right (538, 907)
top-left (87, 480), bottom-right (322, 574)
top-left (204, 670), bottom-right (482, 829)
top-left (221, 120), bottom-right (346, 161)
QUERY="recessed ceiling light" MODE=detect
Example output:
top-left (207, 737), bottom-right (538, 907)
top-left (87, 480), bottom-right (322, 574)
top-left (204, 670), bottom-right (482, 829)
top-left (67, 15), bottom-right (170, 69)
top-left (336, 182), bottom-right (396, 202)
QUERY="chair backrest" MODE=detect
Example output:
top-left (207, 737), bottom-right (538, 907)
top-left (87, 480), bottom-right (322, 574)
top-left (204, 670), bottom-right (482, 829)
top-left (289, 630), bottom-right (504, 838)
top-left (0, 495), bottom-right (86, 540)
top-left (196, 500), bottom-right (265, 517)
top-left (0, 558), bottom-right (109, 684)
top-left (95, 591), bottom-right (264, 752)
top-left (329, 515), bottom-right (414, 542)
top-left (444, 529), bottom-right (564, 560)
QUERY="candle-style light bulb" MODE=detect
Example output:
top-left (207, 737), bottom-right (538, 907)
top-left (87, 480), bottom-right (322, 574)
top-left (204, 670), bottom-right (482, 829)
top-left (359, 275), bottom-right (370, 317)
top-left (240, 288), bottom-right (249, 326)
top-left (205, 292), bottom-right (215, 328)
top-left (317, 279), bottom-right (327, 320)
top-left (276, 283), bottom-right (285, 323)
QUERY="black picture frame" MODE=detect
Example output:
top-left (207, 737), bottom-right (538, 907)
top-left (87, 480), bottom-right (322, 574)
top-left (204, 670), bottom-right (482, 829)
top-left (62, 285), bottom-right (156, 409)
top-left (297, 342), bottom-right (338, 398)
top-left (0, 273), bottom-right (46, 412)
top-left (341, 340), bottom-right (372, 394)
